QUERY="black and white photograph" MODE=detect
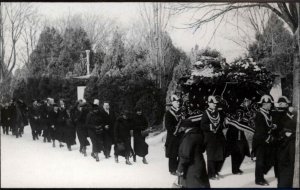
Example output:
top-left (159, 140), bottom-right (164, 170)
top-left (0, 1), bottom-right (299, 188)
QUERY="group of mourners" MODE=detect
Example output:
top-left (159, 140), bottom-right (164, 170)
top-left (164, 94), bottom-right (297, 188)
top-left (0, 98), bottom-right (151, 165)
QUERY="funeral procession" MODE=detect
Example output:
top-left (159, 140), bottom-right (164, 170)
top-left (1, 2), bottom-right (299, 189)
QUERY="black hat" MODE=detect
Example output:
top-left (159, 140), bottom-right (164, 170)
top-left (277, 96), bottom-right (291, 104)
top-left (258, 95), bottom-right (274, 104)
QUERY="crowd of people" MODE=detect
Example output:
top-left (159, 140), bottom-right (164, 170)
top-left (0, 93), bottom-right (297, 188)
top-left (0, 98), bottom-right (151, 165)
top-left (164, 94), bottom-right (297, 188)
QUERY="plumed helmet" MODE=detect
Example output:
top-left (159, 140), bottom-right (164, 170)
top-left (277, 96), bottom-right (291, 104)
top-left (258, 95), bottom-right (274, 104)
top-left (207, 95), bottom-right (219, 104)
top-left (171, 94), bottom-right (180, 102)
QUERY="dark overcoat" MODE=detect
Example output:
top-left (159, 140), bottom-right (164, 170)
top-left (29, 105), bottom-right (41, 130)
top-left (132, 113), bottom-right (149, 157)
top-left (201, 109), bottom-right (226, 161)
top-left (56, 108), bottom-right (68, 142)
top-left (86, 109), bottom-right (104, 152)
top-left (177, 128), bottom-right (210, 188)
top-left (73, 107), bottom-right (90, 146)
top-left (100, 109), bottom-right (115, 146)
top-left (64, 112), bottom-right (76, 146)
top-left (164, 109), bottom-right (181, 158)
top-left (114, 117), bottom-right (133, 157)
top-left (1, 106), bottom-right (12, 126)
top-left (276, 110), bottom-right (297, 187)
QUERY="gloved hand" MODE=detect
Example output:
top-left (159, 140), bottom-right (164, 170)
top-left (105, 125), bottom-right (109, 130)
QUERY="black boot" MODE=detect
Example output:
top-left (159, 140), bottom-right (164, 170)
top-left (82, 146), bottom-right (87, 157)
top-left (142, 157), bottom-right (148, 164)
top-left (67, 145), bottom-right (72, 151)
top-left (52, 141), bottom-right (56, 148)
top-left (133, 155), bottom-right (136, 162)
top-left (95, 153), bottom-right (99, 162)
top-left (79, 145), bottom-right (83, 153)
top-left (126, 157), bottom-right (132, 165)
top-left (115, 155), bottom-right (119, 163)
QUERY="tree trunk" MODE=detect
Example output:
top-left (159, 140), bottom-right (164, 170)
top-left (292, 3), bottom-right (300, 188)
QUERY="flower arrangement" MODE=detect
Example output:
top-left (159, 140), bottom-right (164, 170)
top-left (177, 57), bottom-right (275, 120)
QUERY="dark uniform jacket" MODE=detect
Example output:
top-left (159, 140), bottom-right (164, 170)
top-left (177, 128), bottom-right (210, 188)
top-left (201, 108), bottom-right (226, 161)
top-left (226, 106), bottom-right (251, 157)
top-left (164, 108), bottom-right (181, 158)
top-left (252, 108), bottom-right (277, 151)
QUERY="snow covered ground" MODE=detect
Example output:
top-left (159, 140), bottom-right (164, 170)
top-left (1, 126), bottom-right (277, 188)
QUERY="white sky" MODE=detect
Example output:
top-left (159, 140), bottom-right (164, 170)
top-left (27, 3), bottom-right (254, 63)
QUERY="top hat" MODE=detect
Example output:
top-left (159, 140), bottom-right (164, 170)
top-left (258, 95), bottom-right (274, 104)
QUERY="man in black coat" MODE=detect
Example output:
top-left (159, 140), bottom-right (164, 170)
top-left (86, 99), bottom-right (104, 162)
top-left (41, 98), bottom-right (54, 143)
top-left (273, 96), bottom-right (297, 187)
top-left (1, 102), bottom-right (11, 135)
top-left (114, 110), bottom-right (133, 165)
top-left (73, 100), bottom-right (90, 156)
top-left (176, 120), bottom-right (210, 188)
top-left (49, 103), bottom-right (60, 148)
top-left (164, 94), bottom-right (182, 175)
top-left (132, 107), bottom-right (149, 164)
top-left (201, 95), bottom-right (226, 180)
top-left (29, 100), bottom-right (41, 140)
top-left (226, 97), bottom-right (253, 175)
top-left (100, 101), bottom-right (115, 159)
top-left (253, 95), bottom-right (277, 186)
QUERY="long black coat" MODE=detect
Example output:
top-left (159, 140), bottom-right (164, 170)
top-left (40, 104), bottom-right (53, 130)
top-left (100, 109), bottom-right (115, 145)
top-left (276, 110), bottom-right (297, 187)
top-left (1, 106), bottom-right (12, 126)
top-left (56, 108), bottom-right (68, 142)
top-left (114, 117), bottom-right (133, 157)
top-left (29, 105), bottom-right (41, 130)
top-left (73, 108), bottom-right (90, 146)
top-left (63, 112), bottom-right (76, 146)
top-left (132, 113), bottom-right (148, 157)
top-left (164, 109), bottom-right (182, 158)
top-left (49, 109), bottom-right (59, 140)
top-left (177, 128), bottom-right (210, 188)
top-left (201, 109), bottom-right (226, 161)
top-left (86, 109), bottom-right (104, 152)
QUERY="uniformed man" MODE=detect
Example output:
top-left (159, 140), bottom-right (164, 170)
top-left (201, 95), bottom-right (226, 180)
top-left (164, 94), bottom-right (182, 175)
top-left (226, 97), bottom-right (252, 175)
top-left (253, 95), bottom-right (277, 186)
top-left (274, 96), bottom-right (297, 187)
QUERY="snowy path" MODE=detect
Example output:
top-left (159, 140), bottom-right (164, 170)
top-left (1, 126), bottom-right (276, 188)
